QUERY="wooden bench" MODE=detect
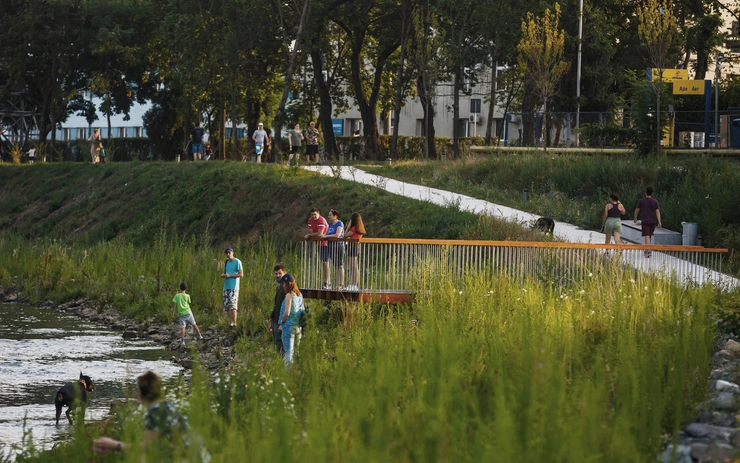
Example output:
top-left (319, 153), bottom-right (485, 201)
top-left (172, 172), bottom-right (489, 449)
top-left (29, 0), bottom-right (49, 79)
top-left (620, 220), bottom-right (681, 245)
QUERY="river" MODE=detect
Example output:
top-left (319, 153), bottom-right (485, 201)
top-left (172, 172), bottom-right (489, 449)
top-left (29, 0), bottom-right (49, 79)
top-left (0, 303), bottom-right (184, 460)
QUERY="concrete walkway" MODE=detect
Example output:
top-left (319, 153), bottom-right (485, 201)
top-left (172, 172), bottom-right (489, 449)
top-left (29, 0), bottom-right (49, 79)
top-left (303, 165), bottom-right (739, 289)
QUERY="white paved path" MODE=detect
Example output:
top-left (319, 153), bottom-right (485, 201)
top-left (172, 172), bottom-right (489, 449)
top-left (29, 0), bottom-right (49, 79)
top-left (303, 165), bottom-right (739, 289)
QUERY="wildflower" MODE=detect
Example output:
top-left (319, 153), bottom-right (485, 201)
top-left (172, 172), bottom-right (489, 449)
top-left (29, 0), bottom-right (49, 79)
top-left (588, 273), bottom-right (593, 277)
top-left (459, 291), bottom-right (463, 295)
top-left (629, 278), bottom-right (636, 283)
top-left (655, 291), bottom-right (661, 295)
top-left (644, 286), bottom-right (648, 291)
top-left (580, 290), bottom-right (586, 294)
top-left (516, 298), bottom-right (521, 301)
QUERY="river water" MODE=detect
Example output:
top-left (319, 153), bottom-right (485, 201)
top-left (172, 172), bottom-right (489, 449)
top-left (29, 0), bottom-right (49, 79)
top-left (0, 303), bottom-right (184, 460)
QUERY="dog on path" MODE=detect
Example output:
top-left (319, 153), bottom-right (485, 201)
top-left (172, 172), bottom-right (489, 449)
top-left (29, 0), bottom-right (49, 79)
top-left (55, 372), bottom-right (94, 425)
top-left (532, 217), bottom-right (555, 235)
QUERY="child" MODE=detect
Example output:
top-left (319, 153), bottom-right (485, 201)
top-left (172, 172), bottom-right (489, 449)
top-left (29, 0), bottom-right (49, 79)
top-left (172, 282), bottom-right (203, 346)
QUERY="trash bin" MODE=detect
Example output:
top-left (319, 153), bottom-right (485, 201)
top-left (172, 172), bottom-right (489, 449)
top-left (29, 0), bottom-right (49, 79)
top-left (682, 222), bottom-right (698, 246)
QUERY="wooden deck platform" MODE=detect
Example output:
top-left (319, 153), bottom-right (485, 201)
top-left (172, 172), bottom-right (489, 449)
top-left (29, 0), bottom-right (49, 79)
top-left (300, 288), bottom-right (414, 304)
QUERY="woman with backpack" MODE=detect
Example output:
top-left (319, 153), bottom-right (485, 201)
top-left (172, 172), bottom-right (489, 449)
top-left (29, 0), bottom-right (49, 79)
top-left (277, 273), bottom-right (304, 370)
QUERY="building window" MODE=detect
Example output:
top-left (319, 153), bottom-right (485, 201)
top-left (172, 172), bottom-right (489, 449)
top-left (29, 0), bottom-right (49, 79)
top-left (416, 119), bottom-right (426, 137)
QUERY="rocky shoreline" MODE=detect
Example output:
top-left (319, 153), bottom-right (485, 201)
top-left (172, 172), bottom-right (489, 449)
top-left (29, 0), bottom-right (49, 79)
top-left (660, 337), bottom-right (740, 463)
top-left (0, 284), bottom-right (236, 372)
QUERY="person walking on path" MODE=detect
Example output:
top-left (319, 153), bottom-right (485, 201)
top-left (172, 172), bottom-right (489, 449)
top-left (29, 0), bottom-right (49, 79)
top-left (304, 121), bottom-right (319, 165)
top-left (304, 208), bottom-right (329, 287)
top-left (221, 247), bottom-right (243, 327)
top-left (601, 194), bottom-right (626, 245)
top-left (344, 212), bottom-right (366, 291)
top-left (634, 187), bottom-right (662, 258)
top-left (277, 274), bottom-right (304, 370)
top-left (252, 122), bottom-right (270, 163)
top-left (88, 128), bottom-right (102, 163)
top-left (288, 123), bottom-right (304, 166)
top-left (172, 282), bottom-right (203, 347)
top-left (270, 265), bottom-right (287, 353)
top-left (190, 122), bottom-right (204, 161)
top-left (320, 209), bottom-right (345, 290)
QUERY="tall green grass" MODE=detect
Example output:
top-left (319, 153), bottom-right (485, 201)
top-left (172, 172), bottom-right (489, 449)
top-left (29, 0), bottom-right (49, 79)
top-left (16, 265), bottom-right (716, 462)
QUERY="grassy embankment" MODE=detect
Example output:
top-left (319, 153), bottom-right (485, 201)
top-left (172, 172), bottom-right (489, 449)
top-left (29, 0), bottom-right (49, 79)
top-left (0, 161), bottom-right (542, 332)
top-left (0, 161), bottom-right (724, 462)
top-left (367, 155), bottom-right (740, 269)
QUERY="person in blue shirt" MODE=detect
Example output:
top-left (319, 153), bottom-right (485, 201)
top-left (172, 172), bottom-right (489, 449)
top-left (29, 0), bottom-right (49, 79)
top-left (320, 209), bottom-right (344, 289)
top-left (221, 247), bottom-right (243, 328)
top-left (277, 274), bottom-right (304, 370)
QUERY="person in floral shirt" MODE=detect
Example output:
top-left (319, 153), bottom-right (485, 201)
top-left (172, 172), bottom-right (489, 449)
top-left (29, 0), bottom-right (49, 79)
top-left (304, 121), bottom-right (320, 164)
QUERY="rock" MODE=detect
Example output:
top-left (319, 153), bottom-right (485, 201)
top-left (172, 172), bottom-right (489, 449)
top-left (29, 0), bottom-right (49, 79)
top-left (716, 392), bottom-right (737, 411)
top-left (712, 412), bottom-right (736, 428)
top-left (717, 380), bottom-right (740, 393)
top-left (122, 331), bottom-right (138, 339)
top-left (725, 339), bottom-right (740, 355)
top-left (180, 359), bottom-right (193, 369)
top-left (661, 444), bottom-right (692, 463)
top-left (690, 442), bottom-right (739, 463)
top-left (712, 369), bottom-right (726, 380)
top-left (5, 293), bottom-right (17, 302)
top-left (686, 422), bottom-right (712, 438)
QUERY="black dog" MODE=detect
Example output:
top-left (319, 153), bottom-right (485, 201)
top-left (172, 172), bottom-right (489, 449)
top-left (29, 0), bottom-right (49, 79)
top-left (55, 372), bottom-right (94, 425)
top-left (533, 217), bottom-right (555, 235)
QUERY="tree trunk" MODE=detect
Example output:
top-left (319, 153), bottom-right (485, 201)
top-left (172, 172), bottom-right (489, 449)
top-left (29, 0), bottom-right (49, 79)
top-left (231, 28), bottom-right (239, 160)
top-left (273, 0), bottom-right (311, 164)
top-left (485, 60), bottom-right (497, 145)
top-left (311, 49), bottom-right (338, 159)
top-left (656, 79), bottom-right (662, 155)
top-left (390, 0), bottom-right (412, 160)
top-left (220, 102), bottom-right (226, 160)
top-left (452, 65), bottom-right (462, 158)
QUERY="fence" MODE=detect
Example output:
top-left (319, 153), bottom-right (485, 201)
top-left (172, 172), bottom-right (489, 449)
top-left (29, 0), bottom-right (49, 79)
top-left (298, 238), bottom-right (732, 303)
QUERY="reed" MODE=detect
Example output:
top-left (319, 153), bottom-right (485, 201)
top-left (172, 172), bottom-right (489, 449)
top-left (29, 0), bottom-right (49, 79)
top-left (13, 260), bottom-right (717, 462)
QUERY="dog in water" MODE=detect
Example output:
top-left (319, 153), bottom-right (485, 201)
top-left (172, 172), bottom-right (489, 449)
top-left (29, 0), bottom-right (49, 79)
top-left (55, 372), bottom-right (94, 425)
top-left (533, 217), bottom-right (555, 235)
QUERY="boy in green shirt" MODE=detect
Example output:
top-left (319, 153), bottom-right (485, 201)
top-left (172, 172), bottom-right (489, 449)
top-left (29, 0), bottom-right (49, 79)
top-left (172, 283), bottom-right (203, 347)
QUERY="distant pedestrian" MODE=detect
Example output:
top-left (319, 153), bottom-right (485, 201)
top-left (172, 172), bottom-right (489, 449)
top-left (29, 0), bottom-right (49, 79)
top-left (270, 265), bottom-right (287, 353)
top-left (305, 121), bottom-right (319, 165)
top-left (320, 209), bottom-right (345, 289)
top-left (190, 122), bottom-right (204, 161)
top-left (221, 247), bottom-right (243, 327)
top-left (204, 143), bottom-right (213, 161)
top-left (27, 147), bottom-right (36, 164)
top-left (304, 208), bottom-right (329, 287)
top-left (277, 274), bottom-right (304, 370)
top-left (634, 187), bottom-right (662, 257)
top-left (172, 282), bottom-right (203, 347)
top-left (344, 212), bottom-right (366, 291)
top-left (88, 128), bottom-right (102, 163)
top-left (288, 123), bottom-right (304, 166)
top-left (252, 122), bottom-right (270, 163)
top-left (601, 194), bottom-right (626, 245)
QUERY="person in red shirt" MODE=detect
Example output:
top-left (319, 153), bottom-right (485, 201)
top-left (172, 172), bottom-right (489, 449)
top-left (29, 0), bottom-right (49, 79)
top-left (304, 208), bottom-right (329, 286)
top-left (344, 213), bottom-right (366, 291)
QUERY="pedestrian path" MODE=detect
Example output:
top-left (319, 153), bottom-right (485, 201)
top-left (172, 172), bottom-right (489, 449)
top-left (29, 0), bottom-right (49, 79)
top-left (303, 165), bottom-right (739, 289)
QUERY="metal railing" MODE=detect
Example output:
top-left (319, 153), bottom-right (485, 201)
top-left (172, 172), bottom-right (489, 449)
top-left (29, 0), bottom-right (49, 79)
top-left (298, 238), bottom-right (733, 296)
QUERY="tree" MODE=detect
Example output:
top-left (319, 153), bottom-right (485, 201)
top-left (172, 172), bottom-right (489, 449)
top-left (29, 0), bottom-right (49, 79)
top-left (517, 3), bottom-right (570, 151)
top-left (637, 0), bottom-right (680, 155)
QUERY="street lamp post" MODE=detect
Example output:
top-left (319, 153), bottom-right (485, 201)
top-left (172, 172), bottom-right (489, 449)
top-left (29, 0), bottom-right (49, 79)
top-left (575, 0), bottom-right (583, 147)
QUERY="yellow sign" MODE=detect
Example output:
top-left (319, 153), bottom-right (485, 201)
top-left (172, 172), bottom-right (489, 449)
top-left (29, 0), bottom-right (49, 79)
top-left (673, 80), bottom-right (705, 95)
top-left (652, 68), bottom-right (689, 81)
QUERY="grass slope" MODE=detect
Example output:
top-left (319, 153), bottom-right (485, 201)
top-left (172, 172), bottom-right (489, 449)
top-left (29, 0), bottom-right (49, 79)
top-left (0, 162), bottom-right (543, 246)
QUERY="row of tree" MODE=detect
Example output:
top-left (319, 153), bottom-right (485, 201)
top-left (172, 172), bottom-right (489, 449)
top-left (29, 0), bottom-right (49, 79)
top-left (0, 0), bottom-right (735, 160)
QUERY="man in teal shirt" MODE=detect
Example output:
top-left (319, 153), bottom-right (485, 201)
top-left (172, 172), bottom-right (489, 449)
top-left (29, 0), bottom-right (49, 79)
top-left (221, 247), bottom-right (243, 327)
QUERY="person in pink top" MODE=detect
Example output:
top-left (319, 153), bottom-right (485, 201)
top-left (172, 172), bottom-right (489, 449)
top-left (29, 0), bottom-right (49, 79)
top-left (304, 208), bottom-right (329, 286)
top-left (344, 212), bottom-right (366, 291)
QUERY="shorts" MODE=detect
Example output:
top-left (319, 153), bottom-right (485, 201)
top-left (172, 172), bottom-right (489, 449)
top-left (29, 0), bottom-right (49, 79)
top-left (641, 223), bottom-right (656, 237)
top-left (604, 218), bottom-right (622, 234)
top-left (223, 288), bottom-right (239, 311)
top-left (192, 143), bottom-right (202, 154)
top-left (321, 244), bottom-right (344, 267)
top-left (255, 142), bottom-right (264, 155)
top-left (290, 146), bottom-right (300, 155)
top-left (178, 313), bottom-right (197, 328)
top-left (306, 145), bottom-right (319, 155)
top-left (346, 242), bottom-right (360, 257)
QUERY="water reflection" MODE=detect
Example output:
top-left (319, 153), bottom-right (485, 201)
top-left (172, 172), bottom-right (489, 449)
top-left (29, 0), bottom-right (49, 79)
top-left (0, 303), bottom-right (184, 460)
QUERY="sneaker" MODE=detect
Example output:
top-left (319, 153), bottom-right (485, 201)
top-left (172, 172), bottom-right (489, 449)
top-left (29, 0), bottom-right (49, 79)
top-left (180, 339), bottom-right (186, 347)
top-left (198, 335), bottom-right (204, 340)
top-left (322, 282), bottom-right (332, 289)
top-left (346, 285), bottom-right (358, 291)
top-left (644, 250), bottom-right (652, 258)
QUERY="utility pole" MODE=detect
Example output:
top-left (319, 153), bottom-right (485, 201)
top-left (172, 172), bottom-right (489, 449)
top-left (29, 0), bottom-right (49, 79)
top-left (575, 0), bottom-right (583, 147)
top-left (715, 54), bottom-right (722, 147)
